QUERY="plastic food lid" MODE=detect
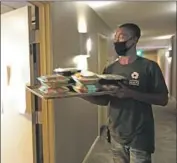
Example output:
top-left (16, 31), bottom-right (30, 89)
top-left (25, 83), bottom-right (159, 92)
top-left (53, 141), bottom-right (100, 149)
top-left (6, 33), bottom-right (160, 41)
top-left (97, 74), bottom-right (126, 80)
top-left (54, 68), bottom-right (81, 72)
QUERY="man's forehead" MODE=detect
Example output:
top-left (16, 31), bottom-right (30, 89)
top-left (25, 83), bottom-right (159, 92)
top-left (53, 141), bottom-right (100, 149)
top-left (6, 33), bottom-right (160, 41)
top-left (116, 27), bottom-right (131, 35)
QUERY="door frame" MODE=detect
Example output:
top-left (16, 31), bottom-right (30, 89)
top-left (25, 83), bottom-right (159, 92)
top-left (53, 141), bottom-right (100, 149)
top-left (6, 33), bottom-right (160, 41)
top-left (97, 33), bottom-right (109, 135)
top-left (28, 2), bottom-right (54, 163)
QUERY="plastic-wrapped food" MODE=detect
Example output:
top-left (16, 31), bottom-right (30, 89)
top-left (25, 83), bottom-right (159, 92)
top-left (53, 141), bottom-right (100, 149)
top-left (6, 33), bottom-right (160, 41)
top-left (80, 71), bottom-right (98, 78)
top-left (53, 68), bottom-right (81, 76)
top-left (37, 74), bottom-right (70, 88)
top-left (38, 85), bottom-right (69, 95)
top-left (97, 74), bottom-right (126, 80)
top-left (72, 72), bottom-right (99, 85)
top-left (38, 74), bottom-right (69, 82)
top-left (72, 85), bottom-right (88, 93)
top-left (98, 74), bottom-right (128, 86)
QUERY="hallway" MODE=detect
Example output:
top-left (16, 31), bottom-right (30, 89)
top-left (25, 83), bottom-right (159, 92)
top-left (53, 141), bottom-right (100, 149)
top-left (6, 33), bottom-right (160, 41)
top-left (86, 99), bottom-right (176, 163)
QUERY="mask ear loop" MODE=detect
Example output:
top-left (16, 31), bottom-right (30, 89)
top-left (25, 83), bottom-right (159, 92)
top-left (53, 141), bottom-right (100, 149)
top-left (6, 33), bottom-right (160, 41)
top-left (125, 37), bottom-right (136, 51)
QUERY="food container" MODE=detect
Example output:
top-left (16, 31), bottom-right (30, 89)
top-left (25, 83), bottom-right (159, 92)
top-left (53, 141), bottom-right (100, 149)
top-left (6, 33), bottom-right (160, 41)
top-left (38, 74), bottom-right (70, 88)
top-left (72, 75), bottom-right (99, 85)
top-left (97, 74), bottom-right (128, 86)
top-left (72, 85), bottom-right (88, 94)
top-left (97, 74), bottom-right (126, 80)
top-left (72, 71), bottom-right (99, 85)
top-left (53, 68), bottom-right (81, 76)
top-left (38, 85), bottom-right (69, 95)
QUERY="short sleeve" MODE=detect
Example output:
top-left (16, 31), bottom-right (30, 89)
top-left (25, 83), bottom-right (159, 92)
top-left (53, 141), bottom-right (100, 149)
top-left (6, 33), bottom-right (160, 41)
top-left (102, 65), bottom-right (112, 74)
top-left (103, 67), bottom-right (108, 74)
top-left (149, 62), bottom-right (168, 94)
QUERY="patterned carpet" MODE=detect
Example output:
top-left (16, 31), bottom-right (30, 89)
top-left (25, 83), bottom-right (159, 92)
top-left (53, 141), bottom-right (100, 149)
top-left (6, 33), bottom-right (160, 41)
top-left (85, 99), bottom-right (176, 163)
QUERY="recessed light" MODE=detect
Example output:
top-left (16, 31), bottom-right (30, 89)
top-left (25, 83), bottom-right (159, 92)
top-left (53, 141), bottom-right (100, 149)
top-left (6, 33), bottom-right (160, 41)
top-left (78, 1), bottom-right (115, 8)
top-left (154, 35), bottom-right (173, 40)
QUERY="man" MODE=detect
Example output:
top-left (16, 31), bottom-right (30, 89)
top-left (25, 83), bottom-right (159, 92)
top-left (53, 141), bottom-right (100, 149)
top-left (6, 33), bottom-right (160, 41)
top-left (83, 23), bottom-right (168, 163)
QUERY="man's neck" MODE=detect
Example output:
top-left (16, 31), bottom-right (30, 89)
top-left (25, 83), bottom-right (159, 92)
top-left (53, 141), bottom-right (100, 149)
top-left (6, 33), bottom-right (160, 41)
top-left (118, 49), bottom-right (138, 65)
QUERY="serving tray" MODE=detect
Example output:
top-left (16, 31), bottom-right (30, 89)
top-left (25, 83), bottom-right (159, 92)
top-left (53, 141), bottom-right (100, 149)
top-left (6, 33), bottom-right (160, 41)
top-left (26, 85), bottom-right (114, 100)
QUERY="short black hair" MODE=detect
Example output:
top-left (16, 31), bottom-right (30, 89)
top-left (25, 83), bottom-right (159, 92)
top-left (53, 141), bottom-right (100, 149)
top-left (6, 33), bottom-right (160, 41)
top-left (119, 23), bottom-right (141, 39)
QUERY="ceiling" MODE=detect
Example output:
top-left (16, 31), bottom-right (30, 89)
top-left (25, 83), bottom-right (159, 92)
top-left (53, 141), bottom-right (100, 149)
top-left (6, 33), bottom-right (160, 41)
top-left (1, 2), bottom-right (28, 14)
top-left (82, 1), bottom-right (176, 49)
top-left (1, 1), bottom-right (176, 49)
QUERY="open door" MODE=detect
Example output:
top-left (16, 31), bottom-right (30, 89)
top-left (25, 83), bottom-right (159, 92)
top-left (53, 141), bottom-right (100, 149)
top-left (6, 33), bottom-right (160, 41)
top-left (1, 3), bottom-right (54, 163)
top-left (1, 5), bottom-right (34, 163)
top-left (97, 34), bottom-right (109, 135)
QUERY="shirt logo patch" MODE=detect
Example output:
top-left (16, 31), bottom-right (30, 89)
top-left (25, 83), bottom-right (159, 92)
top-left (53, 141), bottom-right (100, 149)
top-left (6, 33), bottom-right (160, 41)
top-left (131, 72), bottom-right (139, 79)
top-left (129, 72), bottom-right (140, 86)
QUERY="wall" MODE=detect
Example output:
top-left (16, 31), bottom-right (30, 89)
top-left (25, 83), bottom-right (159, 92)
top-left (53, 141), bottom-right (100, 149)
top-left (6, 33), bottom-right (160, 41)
top-left (143, 50), bottom-right (158, 63)
top-left (50, 2), bottom-right (112, 163)
top-left (171, 35), bottom-right (176, 100)
top-left (157, 49), bottom-right (166, 77)
top-left (157, 49), bottom-right (173, 95)
top-left (1, 7), bottom-right (33, 163)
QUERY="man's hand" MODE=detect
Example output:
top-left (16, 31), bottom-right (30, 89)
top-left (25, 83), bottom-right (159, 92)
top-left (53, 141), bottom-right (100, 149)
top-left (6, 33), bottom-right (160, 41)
top-left (109, 83), bottom-right (168, 106)
top-left (111, 83), bottom-right (134, 99)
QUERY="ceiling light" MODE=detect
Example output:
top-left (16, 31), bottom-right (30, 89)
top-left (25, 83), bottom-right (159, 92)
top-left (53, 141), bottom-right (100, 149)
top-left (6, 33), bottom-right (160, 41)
top-left (170, 2), bottom-right (176, 12)
top-left (154, 35), bottom-right (173, 40)
top-left (78, 1), bottom-right (115, 8)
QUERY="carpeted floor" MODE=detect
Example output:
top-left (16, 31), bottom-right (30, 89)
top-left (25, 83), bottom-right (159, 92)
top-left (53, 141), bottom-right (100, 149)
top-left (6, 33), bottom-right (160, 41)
top-left (85, 99), bottom-right (176, 163)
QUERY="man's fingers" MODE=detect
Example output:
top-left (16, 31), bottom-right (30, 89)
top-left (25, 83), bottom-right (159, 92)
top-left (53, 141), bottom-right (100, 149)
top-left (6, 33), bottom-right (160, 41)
top-left (118, 82), bottom-right (126, 88)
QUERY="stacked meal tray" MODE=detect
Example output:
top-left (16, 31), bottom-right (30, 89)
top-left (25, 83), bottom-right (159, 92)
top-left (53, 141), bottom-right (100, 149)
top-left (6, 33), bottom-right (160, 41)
top-left (26, 68), bottom-right (128, 99)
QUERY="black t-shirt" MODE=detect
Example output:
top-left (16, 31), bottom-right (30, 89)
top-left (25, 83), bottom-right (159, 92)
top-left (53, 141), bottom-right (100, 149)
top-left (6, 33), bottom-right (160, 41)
top-left (104, 57), bottom-right (168, 153)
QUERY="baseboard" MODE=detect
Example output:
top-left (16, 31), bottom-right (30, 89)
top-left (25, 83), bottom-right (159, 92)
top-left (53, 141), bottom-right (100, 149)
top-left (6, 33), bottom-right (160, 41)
top-left (82, 136), bottom-right (100, 163)
top-left (169, 96), bottom-right (177, 103)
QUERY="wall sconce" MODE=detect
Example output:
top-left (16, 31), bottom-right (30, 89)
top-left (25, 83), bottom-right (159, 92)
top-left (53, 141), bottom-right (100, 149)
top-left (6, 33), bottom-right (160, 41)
top-left (165, 50), bottom-right (172, 63)
top-left (79, 33), bottom-right (88, 55)
top-left (165, 50), bottom-right (172, 58)
top-left (79, 33), bottom-right (92, 55)
top-left (78, 15), bottom-right (87, 33)
top-left (73, 34), bottom-right (92, 70)
top-left (86, 38), bottom-right (92, 54)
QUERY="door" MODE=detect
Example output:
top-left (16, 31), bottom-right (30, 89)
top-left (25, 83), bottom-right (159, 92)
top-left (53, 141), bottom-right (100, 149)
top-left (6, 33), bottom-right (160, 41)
top-left (97, 34), bottom-right (109, 135)
top-left (1, 6), bottom-right (34, 163)
top-left (27, 2), bottom-right (55, 163)
top-left (28, 5), bottom-right (44, 163)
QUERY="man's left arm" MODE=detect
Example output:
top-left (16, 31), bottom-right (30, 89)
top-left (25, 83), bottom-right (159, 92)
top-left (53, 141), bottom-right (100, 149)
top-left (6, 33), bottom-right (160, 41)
top-left (130, 62), bottom-right (168, 106)
top-left (115, 62), bottom-right (169, 106)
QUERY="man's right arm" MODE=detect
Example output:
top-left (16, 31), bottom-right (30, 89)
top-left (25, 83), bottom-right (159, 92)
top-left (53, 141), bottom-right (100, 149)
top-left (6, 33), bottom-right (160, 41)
top-left (82, 95), bottom-right (110, 106)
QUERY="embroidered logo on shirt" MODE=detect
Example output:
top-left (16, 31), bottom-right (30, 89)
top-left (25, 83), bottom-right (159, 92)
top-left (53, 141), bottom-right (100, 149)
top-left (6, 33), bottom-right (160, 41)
top-left (131, 72), bottom-right (139, 79)
top-left (129, 72), bottom-right (140, 86)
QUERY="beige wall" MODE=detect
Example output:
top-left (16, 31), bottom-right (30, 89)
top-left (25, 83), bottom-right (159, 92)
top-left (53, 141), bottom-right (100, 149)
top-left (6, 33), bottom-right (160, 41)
top-left (171, 35), bottom-right (176, 100)
top-left (143, 50), bottom-right (158, 63)
top-left (157, 49), bottom-right (166, 76)
top-left (157, 49), bottom-right (173, 95)
top-left (50, 2), bottom-right (112, 163)
top-left (1, 7), bottom-right (33, 163)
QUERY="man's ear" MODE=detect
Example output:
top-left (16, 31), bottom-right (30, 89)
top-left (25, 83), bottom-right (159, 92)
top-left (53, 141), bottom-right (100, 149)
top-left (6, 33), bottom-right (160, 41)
top-left (133, 36), bottom-right (137, 42)
top-left (134, 36), bottom-right (139, 43)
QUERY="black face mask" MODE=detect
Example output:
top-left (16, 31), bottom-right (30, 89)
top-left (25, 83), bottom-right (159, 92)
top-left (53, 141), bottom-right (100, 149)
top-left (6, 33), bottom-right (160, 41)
top-left (114, 38), bottom-right (134, 56)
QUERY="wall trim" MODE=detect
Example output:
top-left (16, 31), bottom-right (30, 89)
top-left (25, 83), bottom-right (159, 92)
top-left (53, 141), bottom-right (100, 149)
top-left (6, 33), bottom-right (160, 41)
top-left (28, 2), bottom-right (55, 163)
top-left (169, 96), bottom-right (177, 104)
top-left (82, 136), bottom-right (100, 163)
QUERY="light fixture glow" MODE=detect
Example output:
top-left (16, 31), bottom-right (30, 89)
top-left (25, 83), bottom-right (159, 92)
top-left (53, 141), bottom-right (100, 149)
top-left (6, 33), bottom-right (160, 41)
top-left (165, 51), bottom-right (170, 58)
top-left (167, 57), bottom-right (172, 63)
top-left (154, 35), bottom-right (173, 40)
top-left (79, 1), bottom-right (115, 8)
top-left (86, 38), bottom-right (92, 53)
top-left (73, 55), bottom-right (90, 71)
top-left (78, 15), bottom-right (87, 33)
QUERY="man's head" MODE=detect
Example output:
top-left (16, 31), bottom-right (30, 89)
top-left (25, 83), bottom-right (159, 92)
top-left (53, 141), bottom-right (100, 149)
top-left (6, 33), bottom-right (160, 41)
top-left (114, 23), bottom-right (141, 56)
